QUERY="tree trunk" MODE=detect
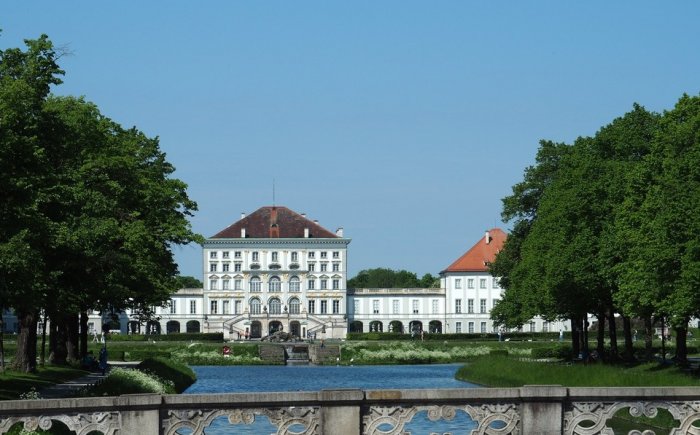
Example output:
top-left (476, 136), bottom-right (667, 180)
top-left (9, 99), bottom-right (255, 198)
top-left (581, 317), bottom-right (590, 358)
top-left (52, 314), bottom-right (68, 365)
top-left (596, 312), bottom-right (605, 358)
top-left (0, 309), bottom-right (5, 373)
top-left (675, 324), bottom-right (688, 365)
top-left (12, 311), bottom-right (38, 373)
top-left (622, 315), bottom-right (634, 362)
top-left (48, 320), bottom-right (57, 364)
top-left (80, 311), bottom-right (89, 359)
top-left (66, 313), bottom-right (79, 363)
top-left (607, 307), bottom-right (619, 360)
top-left (644, 315), bottom-right (654, 361)
top-left (40, 311), bottom-right (48, 366)
top-left (660, 319), bottom-right (667, 362)
top-left (571, 317), bottom-right (580, 358)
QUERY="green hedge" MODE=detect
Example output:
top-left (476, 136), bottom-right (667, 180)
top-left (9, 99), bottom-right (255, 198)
top-left (107, 332), bottom-right (223, 342)
top-left (137, 357), bottom-right (196, 393)
top-left (346, 332), bottom-right (569, 341)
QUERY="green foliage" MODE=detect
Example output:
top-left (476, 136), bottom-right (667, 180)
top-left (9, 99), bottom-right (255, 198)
top-left (0, 366), bottom-right (88, 400)
top-left (346, 332), bottom-right (566, 341)
top-left (174, 275), bottom-right (203, 289)
top-left (136, 357), bottom-right (195, 393)
top-left (456, 355), bottom-right (700, 387)
top-left (531, 345), bottom-right (573, 359)
top-left (89, 367), bottom-right (174, 396)
top-left (348, 268), bottom-right (435, 288)
top-left (108, 332), bottom-right (223, 342)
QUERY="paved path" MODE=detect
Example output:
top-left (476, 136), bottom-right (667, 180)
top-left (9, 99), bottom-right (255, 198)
top-left (39, 361), bottom-right (139, 399)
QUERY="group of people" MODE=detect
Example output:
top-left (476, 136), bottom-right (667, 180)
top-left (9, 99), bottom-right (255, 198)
top-left (81, 346), bottom-right (109, 375)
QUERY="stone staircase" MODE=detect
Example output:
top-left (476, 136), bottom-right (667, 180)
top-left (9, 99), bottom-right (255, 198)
top-left (258, 344), bottom-right (286, 364)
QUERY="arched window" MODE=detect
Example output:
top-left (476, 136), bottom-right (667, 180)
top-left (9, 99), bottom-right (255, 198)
top-left (289, 276), bottom-right (300, 292)
top-left (269, 298), bottom-right (281, 314)
top-left (250, 276), bottom-right (261, 292)
top-left (269, 276), bottom-right (281, 292)
top-left (289, 297), bottom-right (300, 314)
top-left (250, 298), bottom-right (261, 314)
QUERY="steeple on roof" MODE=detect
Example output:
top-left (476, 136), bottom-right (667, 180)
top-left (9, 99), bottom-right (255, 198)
top-left (442, 228), bottom-right (507, 273)
top-left (211, 206), bottom-right (339, 239)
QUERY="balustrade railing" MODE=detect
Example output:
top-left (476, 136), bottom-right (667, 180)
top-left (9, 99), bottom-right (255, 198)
top-left (2, 386), bottom-right (700, 434)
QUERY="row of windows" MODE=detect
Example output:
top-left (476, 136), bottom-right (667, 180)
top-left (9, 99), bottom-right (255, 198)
top-left (209, 251), bottom-right (341, 261)
top-left (209, 276), bottom-right (343, 291)
top-left (454, 298), bottom-right (490, 314)
top-left (360, 299), bottom-right (441, 315)
top-left (209, 261), bottom-right (342, 272)
top-left (453, 277), bottom-right (500, 290)
top-left (454, 321), bottom-right (493, 333)
top-left (307, 299), bottom-right (341, 315)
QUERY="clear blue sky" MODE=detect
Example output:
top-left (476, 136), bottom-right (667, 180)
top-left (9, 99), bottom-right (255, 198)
top-left (3, 2), bottom-right (699, 280)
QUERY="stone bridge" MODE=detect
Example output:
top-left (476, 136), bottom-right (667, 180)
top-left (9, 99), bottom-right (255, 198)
top-left (2, 386), bottom-right (700, 434)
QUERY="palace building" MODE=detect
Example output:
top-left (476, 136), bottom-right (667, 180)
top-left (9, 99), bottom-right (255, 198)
top-left (3, 206), bottom-right (566, 338)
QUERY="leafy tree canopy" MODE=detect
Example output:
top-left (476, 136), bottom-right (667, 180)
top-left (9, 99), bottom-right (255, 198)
top-left (348, 268), bottom-right (438, 288)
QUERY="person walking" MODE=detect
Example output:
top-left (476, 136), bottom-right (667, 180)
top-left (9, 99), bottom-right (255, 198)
top-left (98, 346), bottom-right (108, 375)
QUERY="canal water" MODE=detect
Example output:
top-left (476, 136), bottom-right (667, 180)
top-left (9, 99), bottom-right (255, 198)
top-left (179, 364), bottom-right (487, 434)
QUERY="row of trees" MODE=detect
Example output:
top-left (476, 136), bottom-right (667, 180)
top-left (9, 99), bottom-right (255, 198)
top-left (0, 35), bottom-right (201, 372)
top-left (490, 95), bottom-right (700, 363)
top-left (347, 268), bottom-right (439, 289)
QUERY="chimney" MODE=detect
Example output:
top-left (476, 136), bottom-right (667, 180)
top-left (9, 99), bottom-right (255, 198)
top-left (336, 227), bottom-right (344, 237)
top-left (240, 212), bottom-right (246, 220)
top-left (485, 230), bottom-right (491, 244)
top-left (241, 228), bottom-right (246, 238)
top-left (304, 228), bottom-right (309, 238)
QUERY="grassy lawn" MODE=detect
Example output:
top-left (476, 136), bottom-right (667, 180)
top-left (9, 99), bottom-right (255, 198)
top-left (0, 366), bottom-right (88, 400)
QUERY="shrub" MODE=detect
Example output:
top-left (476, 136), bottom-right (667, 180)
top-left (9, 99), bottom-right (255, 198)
top-left (137, 357), bottom-right (196, 393)
top-left (89, 367), bottom-right (174, 396)
top-left (531, 345), bottom-right (573, 359)
top-left (108, 332), bottom-right (223, 342)
top-left (346, 332), bottom-right (567, 341)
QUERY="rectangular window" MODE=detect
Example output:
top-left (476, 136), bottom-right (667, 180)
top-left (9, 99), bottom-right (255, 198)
top-left (271, 252), bottom-right (278, 262)
top-left (308, 263), bottom-right (315, 272)
top-left (354, 299), bottom-right (360, 314)
top-left (392, 299), bottom-right (399, 314)
top-left (543, 321), bottom-right (549, 332)
top-left (530, 321), bottom-right (536, 332)
top-left (291, 252), bottom-right (298, 262)
top-left (456, 322), bottom-right (462, 333)
top-left (468, 299), bottom-right (474, 314)
top-left (234, 279), bottom-right (242, 290)
top-left (373, 300), bottom-right (379, 314)
top-left (412, 300), bottom-right (419, 314)
top-left (333, 251), bottom-right (339, 259)
top-left (210, 252), bottom-right (217, 259)
top-left (170, 300), bottom-right (176, 314)
top-left (222, 251), bottom-right (229, 259)
top-left (190, 300), bottom-right (196, 314)
top-left (332, 300), bottom-right (340, 314)
top-left (320, 279), bottom-right (328, 290)
top-left (290, 279), bottom-right (300, 292)
top-left (210, 300), bottom-right (218, 314)
top-left (308, 300), bottom-right (315, 314)
top-left (222, 263), bottom-right (230, 272)
top-left (320, 263), bottom-right (327, 272)
top-left (250, 279), bottom-right (261, 292)
top-left (480, 278), bottom-right (486, 289)
top-left (455, 299), bottom-right (462, 314)
top-left (480, 322), bottom-right (487, 333)
top-left (468, 322), bottom-right (474, 333)
top-left (455, 279), bottom-right (462, 289)
top-left (432, 299), bottom-right (438, 314)
top-left (210, 263), bottom-right (217, 272)
top-left (332, 263), bottom-right (340, 272)
top-left (222, 279), bottom-right (230, 290)
top-left (234, 263), bottom-right (241, 272)
top-left (493, 278), bottom-right (500, 289)
top-left (308, 251), bottom-right (315, 259)
top-left (332, 279), bottom-right (339, 290)
top-left (252, 252), bottom-right (259, 262)
top-left (222, 300), bottom-right (230, 314)
top-left (320, 251), bottom-right (327, 259)
top-left (210, 279), bottom-right (217, 290)
top-left (308, 279), bottom-right (315, 290)
top-left (235, 300), bottom-right (241, 314)
top-left (234, 251), bottom-right (241, 258)
top-left (320, 300), bottom-right (328, 314)
top-left (480, 299), bottom-right (487, 313)
top-left (468, 279), bottom-right (474, 289)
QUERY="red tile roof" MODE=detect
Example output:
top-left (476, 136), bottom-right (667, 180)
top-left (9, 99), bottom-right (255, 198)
top-left (211, 206), bottom-right (340, 239)
top-left (442, 228), bottom-right (507, 273)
